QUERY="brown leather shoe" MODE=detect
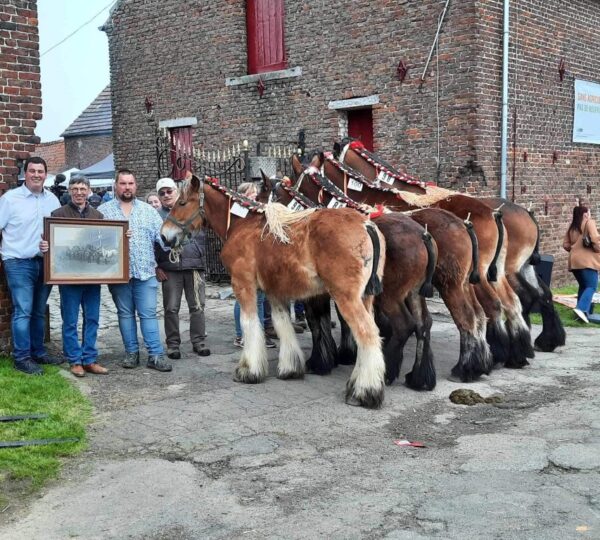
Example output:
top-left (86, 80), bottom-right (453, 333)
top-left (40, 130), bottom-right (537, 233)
top-left (83, 363), bottom-right (108, 375)
top-left (70, 364), bottom-right (85, 378)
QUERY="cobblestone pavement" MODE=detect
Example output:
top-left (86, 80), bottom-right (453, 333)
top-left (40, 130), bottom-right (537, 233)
top-left (1, 284), bottom-right (599, 539)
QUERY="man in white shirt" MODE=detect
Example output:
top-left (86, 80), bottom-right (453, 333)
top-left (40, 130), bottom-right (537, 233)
top-left (0, 157), bottom-right (62, 374)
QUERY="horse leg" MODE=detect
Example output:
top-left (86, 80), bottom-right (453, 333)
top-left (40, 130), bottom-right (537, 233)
top-left (304, 294), bottom-right (338, 375)
top-left (442, 283), bottom-right (493, 382)
top-left (335, 294), bottom-right (385, 408)
top-left (474, 280), bottom-right (511, 367)
top-left (404, 294), bottom-right (436, 391)
top-left (335, 304), bottom-right (357, 365)
top-left (234, 286), bottom-right (268, 384)
top-left (377, 301), bottom-right (414, 386)
top-left (494, 276), bottom-right (534, 367)
top-left (518, 264), bottom-right (566, 352)
top-left (270, 298), bottom-right (305, 380)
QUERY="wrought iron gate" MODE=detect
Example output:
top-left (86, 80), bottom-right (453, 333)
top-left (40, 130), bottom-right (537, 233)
top-left (155, 127), bottom-right (304, 282)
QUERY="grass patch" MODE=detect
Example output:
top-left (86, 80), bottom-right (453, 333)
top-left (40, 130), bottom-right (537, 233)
top-left (530, 285), bottom-right (596, 328)
top-left (0, 356), bottom-right (91, 501)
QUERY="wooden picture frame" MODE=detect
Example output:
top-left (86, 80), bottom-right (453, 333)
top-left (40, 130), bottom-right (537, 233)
top-left (43, 217), bottom-right (129, 284)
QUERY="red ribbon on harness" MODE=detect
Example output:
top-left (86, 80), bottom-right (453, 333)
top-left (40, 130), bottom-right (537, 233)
top-left (349, 140), bottom-right (366, 150)
top-left (369, 204), bottom-right (385, 219)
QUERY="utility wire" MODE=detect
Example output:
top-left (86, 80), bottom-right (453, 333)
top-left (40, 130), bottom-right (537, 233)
top-left (40, 0), bottom-right (117, 57)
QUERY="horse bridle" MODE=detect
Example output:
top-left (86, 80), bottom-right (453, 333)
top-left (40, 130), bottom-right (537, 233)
top-left (165, 188), bottom-right (205, 242)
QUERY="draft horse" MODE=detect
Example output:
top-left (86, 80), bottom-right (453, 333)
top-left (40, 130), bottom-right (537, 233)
top-left (262, 174), bottom-right (442, 389)
top-left (161, 174), bottom-right (387, 408)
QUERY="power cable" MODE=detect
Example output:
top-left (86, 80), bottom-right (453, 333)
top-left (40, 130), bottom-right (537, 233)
top-left (40, 0), bottom-right (117, 57)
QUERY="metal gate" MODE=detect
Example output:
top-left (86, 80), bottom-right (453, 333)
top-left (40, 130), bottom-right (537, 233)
top-left (156, 128), bottom-right (304, 282)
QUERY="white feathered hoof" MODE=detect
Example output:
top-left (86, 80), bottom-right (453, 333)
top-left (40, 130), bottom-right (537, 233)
top-left (233, 365), bottom-right (265, 384)
top-left (345, 380), bottom-right (384, 409)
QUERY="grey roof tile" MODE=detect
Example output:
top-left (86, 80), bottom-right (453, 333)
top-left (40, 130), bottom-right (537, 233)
top-left (61, 85), bottom-right (112, 137)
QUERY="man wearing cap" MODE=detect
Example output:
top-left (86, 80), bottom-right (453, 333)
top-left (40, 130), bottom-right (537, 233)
top-left (155, 177), bottom-right (210, 359)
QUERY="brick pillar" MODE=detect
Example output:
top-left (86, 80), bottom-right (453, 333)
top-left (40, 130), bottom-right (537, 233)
top-left (0, 0), bottom-right (42, 354)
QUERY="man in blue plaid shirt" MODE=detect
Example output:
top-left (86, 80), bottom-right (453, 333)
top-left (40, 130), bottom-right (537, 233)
top-left (98, 169), bottom-right (171, 372)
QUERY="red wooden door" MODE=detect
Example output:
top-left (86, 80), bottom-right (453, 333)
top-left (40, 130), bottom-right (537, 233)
top-left (169, 127), bottom-right (193, 181)
top-left (348, 109), bottom-right (374, 151)
top-left (247, 0), bottom-right (286, 74)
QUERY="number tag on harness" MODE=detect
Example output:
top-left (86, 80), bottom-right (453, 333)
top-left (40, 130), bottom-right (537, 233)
top-left (327, 198), bottom-right (347, 209)
top-left (230, 202), bottom-right (249, 218)
top-left (377, 170), bottom-right (394, 185)
top-left (348, 178), bottom-right (364, 191)
top-left (287, 199), bottom-right (304, 212)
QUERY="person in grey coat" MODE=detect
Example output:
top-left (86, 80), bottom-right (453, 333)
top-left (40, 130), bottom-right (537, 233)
top-left (154, 177), bottom-right (210, 358)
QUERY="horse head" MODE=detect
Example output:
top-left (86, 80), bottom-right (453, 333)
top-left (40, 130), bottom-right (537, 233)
top-left (160, 171), bottom-right (205, 248)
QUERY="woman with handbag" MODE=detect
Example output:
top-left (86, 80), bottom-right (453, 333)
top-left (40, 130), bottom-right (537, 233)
top-left (563, 204), bottom-right (600, 323)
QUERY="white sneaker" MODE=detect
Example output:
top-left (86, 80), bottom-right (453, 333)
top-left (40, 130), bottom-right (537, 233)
top-left (573, 308), bottom-right (589, 324)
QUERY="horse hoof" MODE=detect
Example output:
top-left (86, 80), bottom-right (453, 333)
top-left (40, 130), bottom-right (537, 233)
top-left (504, 358), bottom-right (529, 369)
top-left (277, 370), bottom-right (305, 380)
top-left (345, 382), bottom-right (384, 409)
top-left (233, 367), bottom-right (265, 384)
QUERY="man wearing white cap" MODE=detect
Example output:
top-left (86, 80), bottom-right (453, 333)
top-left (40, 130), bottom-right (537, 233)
top-left (155, 177), bottom-right (210, 359)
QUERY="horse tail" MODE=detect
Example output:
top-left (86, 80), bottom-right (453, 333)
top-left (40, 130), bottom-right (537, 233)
top-left (364, 222), bottom-right (384, 296)
top-left (463, 217), bottom-right (481, 284)
top-left (419, 228), bottom-right (436, 298)
top-left (487, 208), bottom-right (504, 282)
top-left (527, 208), bottom-right (541, 265)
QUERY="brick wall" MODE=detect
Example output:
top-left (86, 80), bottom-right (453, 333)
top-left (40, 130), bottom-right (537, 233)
top-left (105, 0), bottom-right (600, 285)
top-left (0, 0), bottom-right (41, 353)
top-left (33, 139), bottom-right (65, 173)
top-left (64, 133), bottom-right (113, 170)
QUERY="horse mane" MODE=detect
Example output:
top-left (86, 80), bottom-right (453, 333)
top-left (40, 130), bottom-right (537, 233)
top-left (262, 202), bottom-right (316, 244)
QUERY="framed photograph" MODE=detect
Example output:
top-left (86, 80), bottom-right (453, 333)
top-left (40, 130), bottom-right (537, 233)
top-left (43, 217), bottom-right (129, 284)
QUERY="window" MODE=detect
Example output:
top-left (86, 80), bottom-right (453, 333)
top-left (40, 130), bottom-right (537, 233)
top-left (246, 0), bottom-right (286, 75)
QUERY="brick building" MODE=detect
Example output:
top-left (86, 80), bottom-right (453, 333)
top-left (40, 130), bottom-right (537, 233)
top-left (0, 0), bottom-right (42, 352)
top-left (32, 139), bottom-right (65, 174)
top-left (61, 85), bottom-right (113, 170)
top-left (102, 0), bottom-right (600, 284)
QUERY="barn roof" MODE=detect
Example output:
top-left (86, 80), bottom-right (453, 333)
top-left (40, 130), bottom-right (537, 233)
top-left (61, 85), bottom-right (112, 138)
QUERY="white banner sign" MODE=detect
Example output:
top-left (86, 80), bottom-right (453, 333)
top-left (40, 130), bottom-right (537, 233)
top-left (573, 79), bottom-right (600, 144)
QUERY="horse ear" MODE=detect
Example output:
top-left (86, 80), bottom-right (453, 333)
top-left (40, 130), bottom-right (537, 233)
top-left (189, 174), bottom-right (201, 192)
top-left (291, 154), bottom-right (303, 176)
top-left (260, 169), bottom-right (272, 191)
top-left (333, 141), bottom-right (341, 158)
top-left (184, 170), bottom-right (193, 182)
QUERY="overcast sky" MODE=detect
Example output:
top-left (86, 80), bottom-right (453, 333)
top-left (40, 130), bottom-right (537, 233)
top-left (36, 0), bottom-right (114, 142)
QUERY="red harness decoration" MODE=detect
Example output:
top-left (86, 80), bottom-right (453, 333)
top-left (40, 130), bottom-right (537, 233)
top-left (347, 141), bottom-right (428, 189)
top-left (369, 204), bottom-right (385, 220)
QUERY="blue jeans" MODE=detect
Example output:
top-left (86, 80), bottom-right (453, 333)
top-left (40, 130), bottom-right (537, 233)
top-left (572, 268), bottom-right (599, 314)
top-left (234, 290), bottom-right (266, 338)
top-left (3, 257), bottom-right (52, 362)
top-left (59, 284), bottom-right (101, 365)
top-left (108, 277), bottom-right (163, 355)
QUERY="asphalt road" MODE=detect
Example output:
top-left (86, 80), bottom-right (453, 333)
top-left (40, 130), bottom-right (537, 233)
top-left (0, 285), bottom-right (598, 539)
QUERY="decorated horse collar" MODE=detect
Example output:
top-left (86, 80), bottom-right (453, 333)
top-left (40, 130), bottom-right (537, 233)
top-left (203, 176), bottom-right (265, 214)
top-left (343, 140), bottom-right (427, 190)
top-left (279, 181), bottom-right (316, 210)
top-left (296, 166), bottom-right (362, 210)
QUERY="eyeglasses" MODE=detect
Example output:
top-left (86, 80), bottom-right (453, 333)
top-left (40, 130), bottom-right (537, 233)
top-left (158, 189), bottom-right (174, 196)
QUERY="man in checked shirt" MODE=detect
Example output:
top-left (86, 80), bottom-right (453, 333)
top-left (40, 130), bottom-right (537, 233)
top-left (98, 169), bottom-right (172, 372)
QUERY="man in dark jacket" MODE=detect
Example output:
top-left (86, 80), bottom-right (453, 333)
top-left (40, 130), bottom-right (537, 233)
top-left (155, 177), bottom-right (210, 359)
top-left (42, 174), bottom-right (108, 377)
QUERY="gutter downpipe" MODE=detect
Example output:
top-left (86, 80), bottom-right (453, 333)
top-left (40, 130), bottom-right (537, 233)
top-left (500, 0), bottom-right (510, 199)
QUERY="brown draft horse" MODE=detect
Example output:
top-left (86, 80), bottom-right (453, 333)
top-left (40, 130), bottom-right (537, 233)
top-left (282, 164), bottom-right (493, 383)
top-left (309, 149), bottom-right (532, 369)
top-left (261, 173), bottom-right (444, 389)
top-left (338, 140), bottom-right (565, 353)
top-left (160, 174), bottom-right (387, 408)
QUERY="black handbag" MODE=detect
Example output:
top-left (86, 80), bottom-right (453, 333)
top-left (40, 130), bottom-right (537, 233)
top-left (582, 222), bottom-right (593, 248)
